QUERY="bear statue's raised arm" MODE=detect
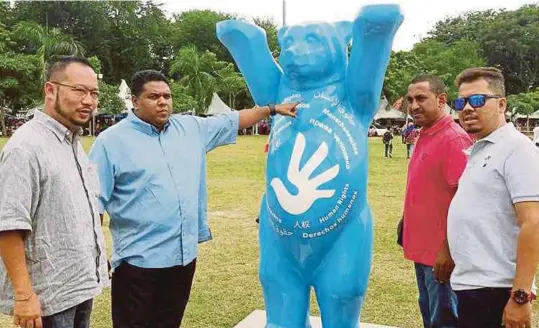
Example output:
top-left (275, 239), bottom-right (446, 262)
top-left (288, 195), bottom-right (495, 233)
top-left (216, 20), bottom-right (283, 106)
top-left (346, 4), bottom-right (403, 125)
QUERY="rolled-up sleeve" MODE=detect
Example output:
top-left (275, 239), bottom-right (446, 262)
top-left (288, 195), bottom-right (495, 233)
top-left (88, 138), bottom-right (115, 214)
top-left (197, 112), bottom-right (239, 152)
top-left (505, 144), bottom-right (539, 204)
top-left (0, 148), bottom-right (39, 232)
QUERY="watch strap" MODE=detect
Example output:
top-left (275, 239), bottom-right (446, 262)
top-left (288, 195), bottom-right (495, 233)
top-left (268, 103), bottom-right (276, 116)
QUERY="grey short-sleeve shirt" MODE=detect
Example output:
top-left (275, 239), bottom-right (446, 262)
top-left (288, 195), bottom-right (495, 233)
top-left (448, 123), bottom-right (539, 291)
top-left (0, 111), bottom-right (109, 316)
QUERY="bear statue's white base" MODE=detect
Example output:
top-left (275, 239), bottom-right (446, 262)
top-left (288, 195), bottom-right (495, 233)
top-left (233, 310), bottom-right (399, 328)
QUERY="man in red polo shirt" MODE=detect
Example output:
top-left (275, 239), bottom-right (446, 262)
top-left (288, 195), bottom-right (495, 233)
top-left (402, 75), bottom-right (472, 328)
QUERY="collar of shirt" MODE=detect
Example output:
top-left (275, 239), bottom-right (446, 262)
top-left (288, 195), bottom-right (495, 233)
top-left (126, 110), bottom-right (170, 135)
top-left (464, 122), bottom-right (515, 156)
top-left (34, 110), bottom-right (83, 144)
top-left (420, 114), bottom-right (453, 136)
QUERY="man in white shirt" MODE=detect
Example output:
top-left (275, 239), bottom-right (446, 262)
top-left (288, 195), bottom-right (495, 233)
top-left (448, 67), bottom-right (539, 328)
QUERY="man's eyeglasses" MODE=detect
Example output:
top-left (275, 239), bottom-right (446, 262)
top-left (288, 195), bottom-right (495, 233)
top-left (49, 81), bottom-right (100, 100)
top-left (454, 94), bottom-right (501, 111)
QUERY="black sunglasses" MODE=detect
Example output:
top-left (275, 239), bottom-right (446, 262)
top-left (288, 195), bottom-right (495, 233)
top-left (454, 94), bottom-right (501, 111)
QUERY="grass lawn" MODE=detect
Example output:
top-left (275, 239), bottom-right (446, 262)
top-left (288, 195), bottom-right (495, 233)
top-left (0, 135), bottom-right (537, 328)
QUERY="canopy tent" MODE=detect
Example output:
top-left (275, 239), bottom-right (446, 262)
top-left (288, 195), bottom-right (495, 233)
top-left (445, 104), bottom-right (459, 120)
top-left (204, 93), bottom-right (233, 116)
top-left (118, 79), bottom-right (133, 112)
top-left (374, 97), bottom-right (412, 121)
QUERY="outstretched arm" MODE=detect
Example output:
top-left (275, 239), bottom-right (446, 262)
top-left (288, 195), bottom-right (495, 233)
top-left (217, 20), bottom-right (283, 106)
top-left (347, 4), bottom-right (403, 125)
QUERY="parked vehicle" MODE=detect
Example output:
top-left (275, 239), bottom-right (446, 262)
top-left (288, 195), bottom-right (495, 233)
top-left (368, 123), bottom-right (388, 137)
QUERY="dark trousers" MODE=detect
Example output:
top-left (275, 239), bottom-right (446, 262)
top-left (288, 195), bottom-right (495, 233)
top-left (42, 299), bottom-right (93, 328)
top-left (384, 143), bottom-right (393, 157)
top-left (112, 259), bottom-right (197, 328)
top-left (415, 263), bottom-right (458, 328)
top-left (455, 288), bottom-right (510, 328)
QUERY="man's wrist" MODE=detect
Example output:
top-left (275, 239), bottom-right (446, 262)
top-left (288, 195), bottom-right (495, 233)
top-left (267, 103), bottom-right (276, 116)
top-left (13, 291), bottom-right (35, 302)
top-left (510, 288), bottom-right (536, 305)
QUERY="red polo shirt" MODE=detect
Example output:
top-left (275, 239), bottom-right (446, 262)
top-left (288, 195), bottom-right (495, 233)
top-left (403, 115), bottom-right (473, 266)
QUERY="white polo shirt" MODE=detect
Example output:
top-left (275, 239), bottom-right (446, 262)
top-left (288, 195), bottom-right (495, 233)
top-left (448, 123), bottom-right (539, 291)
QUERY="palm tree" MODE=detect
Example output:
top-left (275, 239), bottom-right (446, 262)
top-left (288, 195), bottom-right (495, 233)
top-left (13, 21), bottom-right (86, 83)
top-left (170, 46), bottom-right (223, 114)
top-left (216, 64), bottom-right (246, 110)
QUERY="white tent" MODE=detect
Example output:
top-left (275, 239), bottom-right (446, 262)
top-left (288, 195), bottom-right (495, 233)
top-left (374, 97), bottom-right (412, 120)
top-left (204, 93), bottom-right (233, 116)
top-left (118, 79), bottom-right (133, 112)
top-left (445, 104), bottom-right (459, 120)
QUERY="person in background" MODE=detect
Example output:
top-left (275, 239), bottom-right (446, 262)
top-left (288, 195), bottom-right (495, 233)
top-left (403, 74), bottom-right (473, 328)
top-left (383, 128), bottom-right (393, 158)
top-left (402, 122), bottom-right (419, 159)
top-left (448, 67), bottom-right (539, 328)
top-left (533, 123), bottom-right (539, 147)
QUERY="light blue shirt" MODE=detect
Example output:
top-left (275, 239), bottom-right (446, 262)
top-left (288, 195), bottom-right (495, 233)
top-left (88, 111), bottom-right (239, 269)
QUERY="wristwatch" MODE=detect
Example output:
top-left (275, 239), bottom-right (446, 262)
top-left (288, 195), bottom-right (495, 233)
top-left (268, 103), bottom-right (277, 116)
top-left (511, 289), bottom-right (536, 305)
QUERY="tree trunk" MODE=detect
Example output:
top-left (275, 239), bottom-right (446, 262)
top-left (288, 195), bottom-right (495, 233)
top-left (0, 106), bottom-right (6, 137)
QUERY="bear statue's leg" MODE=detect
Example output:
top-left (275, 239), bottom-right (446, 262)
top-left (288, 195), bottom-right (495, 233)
top-left (313, 210), bottom-right (374, 328)
top-left (259, 213), bottom-right (312, 328)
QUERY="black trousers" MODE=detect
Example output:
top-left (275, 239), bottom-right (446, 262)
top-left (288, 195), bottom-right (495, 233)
top-left (455, 287), bottom-right (511, 328)
top-left (112, 260), bottom-right (197, 328)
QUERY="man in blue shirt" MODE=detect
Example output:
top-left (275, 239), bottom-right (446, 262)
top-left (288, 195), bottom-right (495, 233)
top-left (88, 70), bottom-right (298, 328)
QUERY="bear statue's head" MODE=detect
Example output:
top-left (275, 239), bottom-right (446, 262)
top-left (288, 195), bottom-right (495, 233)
top-left (277, 21), bottom-right (352, 90)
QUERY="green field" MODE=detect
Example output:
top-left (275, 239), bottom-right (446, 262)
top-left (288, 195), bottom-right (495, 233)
top-left (0, 136), bottom-right (536, 328)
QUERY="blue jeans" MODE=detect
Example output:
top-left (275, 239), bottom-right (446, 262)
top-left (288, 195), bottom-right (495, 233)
top-left (42, 299), bottom-right (93, 328)
top-left (415, 263), bottom-right (458, 328)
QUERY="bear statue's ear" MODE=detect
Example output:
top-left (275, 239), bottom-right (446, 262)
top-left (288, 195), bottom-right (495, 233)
top-left (335, 21), bottom-right (352, 46)
top-left (277, 26), bottom-right (289, 47)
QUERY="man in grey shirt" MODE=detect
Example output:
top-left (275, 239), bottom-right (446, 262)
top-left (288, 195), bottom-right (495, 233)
top-left (0, 57), bottom-right (109, 328)
top-left (448, 67), bottom-right (539, 328)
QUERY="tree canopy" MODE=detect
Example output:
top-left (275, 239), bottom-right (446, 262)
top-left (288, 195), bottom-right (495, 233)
top-left (1, 1), bottom-right (538, 117)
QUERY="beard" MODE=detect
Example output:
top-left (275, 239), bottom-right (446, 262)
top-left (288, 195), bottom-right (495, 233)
top-left (54, 93), bottom-right (91, 127)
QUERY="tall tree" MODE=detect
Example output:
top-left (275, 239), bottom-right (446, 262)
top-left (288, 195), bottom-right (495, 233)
top-left (507, 89), bottom-right (539, 127)
top-left (0, 16), bottom-right (40, 136)
top-left (170, 82), bottom-right (197, 113)
top-left (425, 5), bottom-right (539, 95)
top-left (170, 46), bottom-right (228, 114)
top-left (412, 40), bottom-right (486, 100)
top-left (13, 21), bottom-right (85, 83)
top-left (171, 10), bottom-right (235, 63)
top-left (383, 51), bottom-right (423, 104)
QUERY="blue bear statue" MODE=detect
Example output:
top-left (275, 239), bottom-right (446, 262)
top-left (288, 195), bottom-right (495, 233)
top-left (217, 5), bottom-right (403, 328)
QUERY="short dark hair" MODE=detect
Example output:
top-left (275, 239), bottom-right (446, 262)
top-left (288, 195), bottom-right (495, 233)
top-left (455, 67), bottom-right (506, 96)
top-left (45, 56), bottom-right (93, 82)
top-left (130, 70), bottom-right (170, 97)
top-left (410, 74), bottom-right (447, 95)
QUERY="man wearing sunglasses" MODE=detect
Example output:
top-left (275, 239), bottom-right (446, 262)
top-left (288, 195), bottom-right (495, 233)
top-left (0, 57), bottom-right (109, 328)
top-left (88, 70), bottom-right (299, 328)
top-left (402, 74), bottom-right (473, 328)
top-left (448, 67), bottom-right (539, 328)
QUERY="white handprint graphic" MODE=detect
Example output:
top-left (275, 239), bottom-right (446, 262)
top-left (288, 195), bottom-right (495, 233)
top-left (270, 132), bottom-right (340, 215)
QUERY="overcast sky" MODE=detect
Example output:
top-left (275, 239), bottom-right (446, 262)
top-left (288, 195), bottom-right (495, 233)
top-left (161, 0), bottom-right (537, 51)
